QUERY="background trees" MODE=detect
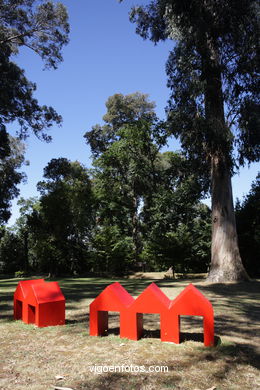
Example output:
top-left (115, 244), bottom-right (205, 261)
top-left (0, 135), bottom-right (25, 224)
top-left (0, 93), bottom-right (257, 277)
top-left (84, 93), bottom-right (210, 275)
top-left (121, 0), bottom-right (259, 281)
top-left (236, 173), bottom-right (260, 278)
top-left (27, 158), bottom-right (94, 275)
top-left (0, 3), bottom-right (258, 279)
top-left (141, 152), bottom-right (211, 272)
top-left (85, 93), bottom-right (166, 273)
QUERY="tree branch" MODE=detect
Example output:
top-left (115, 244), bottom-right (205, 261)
top-left (0, 29), bottom-right (37, 45)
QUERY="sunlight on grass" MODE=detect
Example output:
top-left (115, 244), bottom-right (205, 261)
top-left (0, 276), bottom-right (259, 390)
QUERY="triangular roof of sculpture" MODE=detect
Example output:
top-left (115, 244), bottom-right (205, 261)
top-left (27, 281), bottom-right (65, 304)
top-left (130, 283), bottom-right (171, 312)
top-left (169, 283), bottom-right (213, 311)
top-left (14, 279), bottom-right (45, 299)
top-left (90, 282), bottom-right (134, 310)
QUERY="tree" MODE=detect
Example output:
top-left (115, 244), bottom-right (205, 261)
top-left (28, 158), bottom-right (94, 275)
top-left (141, 152), bottom-right (211, 273)
top-left (121, 0), bottom-right (259, 281)
top-left (0, 132), bottom-right (26, 224)
top-left (236, 173), bottom-right (260, 277)
top-left (85, 93), bottom-right (166, 270)
top-left (13, 197), bottom-right (40, 271)
top-left (0, 228), bottom-right (25, 273)
top-left (0, 0), bottom-right (69, 222)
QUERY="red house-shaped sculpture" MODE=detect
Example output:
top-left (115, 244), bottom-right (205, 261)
top-left (14, 279), bottom-right (45, 322)
top-left (167, 284), bottom-right (214, 347)
top-left (120, 283), bottom-right (171, 341)
top-left (89, 282), bottom-right (134, 337)
top-left (89, 282), bottom-right (215, 347)
top-left (14, 279), bottom-right (65, 327)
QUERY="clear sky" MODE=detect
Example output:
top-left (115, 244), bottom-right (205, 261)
top-left (7, 0), bottom-right (259, 225)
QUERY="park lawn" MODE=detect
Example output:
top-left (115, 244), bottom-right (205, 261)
top-left (0, 277), bottom-right (259, 390)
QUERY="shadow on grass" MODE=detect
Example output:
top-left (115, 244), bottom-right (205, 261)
top-left (72, 339), bottom-right (260, 390)
top-left (72, 367), bottom-right (182, 390)
top-left (1, 278), bottom-right (259, 360)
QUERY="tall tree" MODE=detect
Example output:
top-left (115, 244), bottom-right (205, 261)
top-left (121, 0), bottom-right (259, 281)
top-left (85, 93), bottom-right (166, 268)
top-left (0, 0), bottom-right (69, 222)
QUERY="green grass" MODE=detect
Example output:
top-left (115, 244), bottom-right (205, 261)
top-left (0, 276), bottom-right (259, 390)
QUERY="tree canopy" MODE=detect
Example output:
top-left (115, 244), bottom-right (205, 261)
top-left (0, 0), bottom-right (69, 223)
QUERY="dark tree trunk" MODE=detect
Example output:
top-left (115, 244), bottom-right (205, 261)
top-left (201, 39), bottom-right (249, 282)
top-left (23, 230), bottom-right (29, 272)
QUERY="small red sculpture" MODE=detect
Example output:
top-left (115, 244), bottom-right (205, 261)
top-left (120, 283), bottom-right (171, 341)
top-left (89, 282), bottom-right (215, 347)
top-left (14, 279), bottom-right (65, 327)
top-left (14, 279), bottom-right (45, 321)
top-left (167, 284), bottom-right (214, 347)
top-left (89, 282), bottom-right (134, 337)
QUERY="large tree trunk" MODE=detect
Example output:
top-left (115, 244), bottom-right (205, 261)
top-left (202, 39), bottom-right (249, 282)
top-left (207, 156), bottom-right (249, 282)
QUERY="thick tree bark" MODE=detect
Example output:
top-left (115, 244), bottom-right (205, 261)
top-left (202, 39), bottom-right (249, 282)
top-left (207, 157), bottom-right (249, 282)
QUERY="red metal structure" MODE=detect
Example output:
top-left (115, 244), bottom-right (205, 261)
top-left (120, 283), bottom-right (171, 341)
top-left (89, 282), bottom-right (215, 347)
top-left (167, 284), bottom-right (214, 347)
top-left (14, 279), bottom-right (65, 327)
top-left (89, 282), bottom-right (134, 337)
top-left (14, 279), bottom-right (45, 321)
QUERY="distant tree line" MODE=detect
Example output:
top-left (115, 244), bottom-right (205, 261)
top-left (0, 94), bottom-right (259, 277)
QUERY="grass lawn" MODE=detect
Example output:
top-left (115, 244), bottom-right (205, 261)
top-left (0, 276), bottom-right (259, 390)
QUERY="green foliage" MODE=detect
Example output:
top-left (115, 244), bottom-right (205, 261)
top-left (236, 173), bottom-right (260, 277)
top-left (86, 93), bottom-right (167, 267)
top-left (0, 0), bottom-right (69, 140)
top-left (0, 133), bottom-right (26, 224)
top-left (90, 225), bottom-right (134, 275)
top-left (14, 270), bottom-right (26, 278)
top-left (142, 197), bottom-right (211, 273)
top-left (27, 158), bottom-right (94, 275)
top-left (125, 0), bottom-right (259, 167)
top-left (86, 93), bottom-right (209, 274)
top-left (0, 228), bottom-right (25, 273)
top-left (0, 0), bottom-right (70, 224)
top-left (0, 0), bottom-right (69, 69)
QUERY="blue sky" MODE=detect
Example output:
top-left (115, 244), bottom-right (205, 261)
top-left (7, 0), bottom-right (259, 225)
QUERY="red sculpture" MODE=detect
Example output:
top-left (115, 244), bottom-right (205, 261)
top-left (120, 283), bottom-right (171, 341)
top-left (89, 282), bottom-right (134, 337)
top-left (14, 279), bottom-right (65, 327)
top-left (14, 279), bottom-right (44, 321)
top-left (89, 282), bottom-right (215, 347)
top-left (167, 284), bottom-right (214, 347)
